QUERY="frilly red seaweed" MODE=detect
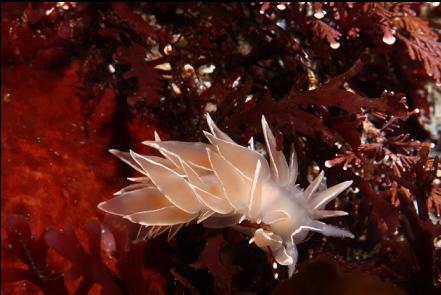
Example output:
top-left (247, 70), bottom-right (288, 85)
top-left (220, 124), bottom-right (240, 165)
top-left (2, 2), bottom-right (441, 295)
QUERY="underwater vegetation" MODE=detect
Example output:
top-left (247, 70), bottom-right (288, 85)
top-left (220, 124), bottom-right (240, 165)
top-left (1, 2), bottom-right (441, 295)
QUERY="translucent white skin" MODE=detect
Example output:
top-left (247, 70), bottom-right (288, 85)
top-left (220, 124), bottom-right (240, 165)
top-left (98, 114), bottom-right (354, 276)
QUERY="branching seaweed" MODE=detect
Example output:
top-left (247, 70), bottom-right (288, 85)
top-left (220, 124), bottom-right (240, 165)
top-left (2, 2), bottom-right (441, 295)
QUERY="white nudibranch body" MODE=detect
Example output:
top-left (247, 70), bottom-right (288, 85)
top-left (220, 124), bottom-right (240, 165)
top-left (98, 114), bottom-right (354, 276)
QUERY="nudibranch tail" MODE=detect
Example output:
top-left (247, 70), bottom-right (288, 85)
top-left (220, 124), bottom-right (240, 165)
top-left (98, 113), bottom-right (354, 276)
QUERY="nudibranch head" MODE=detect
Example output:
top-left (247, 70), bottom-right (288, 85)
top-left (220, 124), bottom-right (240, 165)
top-left (98, 114), bottom-right (353, 276)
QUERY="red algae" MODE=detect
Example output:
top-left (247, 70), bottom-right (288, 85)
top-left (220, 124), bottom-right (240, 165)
top-left (1, 60), bottom-right (122, 234)
top-left (1, 2), bottom-right (441, 295)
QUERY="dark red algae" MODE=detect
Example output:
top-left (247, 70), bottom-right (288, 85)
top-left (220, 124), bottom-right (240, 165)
top-left (2, 3), bottom-right (440, 295)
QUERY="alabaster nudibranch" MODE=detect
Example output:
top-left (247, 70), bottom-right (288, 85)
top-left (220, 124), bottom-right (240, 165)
top-left (98, 114), bottom-right (354, 276)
